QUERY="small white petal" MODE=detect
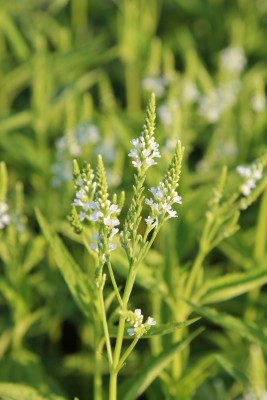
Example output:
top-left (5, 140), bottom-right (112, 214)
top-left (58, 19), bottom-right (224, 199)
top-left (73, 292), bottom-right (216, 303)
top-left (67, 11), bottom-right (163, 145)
top-left (90, 243), bottom-right (98, 251)
top-left (78, 211), bottom-right (86, 221)
top-left (145, 216), bottom-right (154, 226)
top-left (108, 243), bottom-right (117, 251)
top-left (127, 328), bottom-right (135, 336)
top-left (103, 217), bottom-right (120, 227)
top-left (146, 317), bottom-right (156, 326)
top-left (132, 160), bottom-right (142, 168)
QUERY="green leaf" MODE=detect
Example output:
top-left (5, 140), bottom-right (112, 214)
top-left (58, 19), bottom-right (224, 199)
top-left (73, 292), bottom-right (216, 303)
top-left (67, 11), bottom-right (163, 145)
top-left (198, 265), bottom-right (267, 304)
top-left (35, 208), bottom-right (95, 320)
top-left (187, 303), bottom-right (267, 349)
top-left (144, 317), bottom-right (201, 337)
top-left (118, 327), bottom-right (204, 400)
top-left (176, 355), bottom-right (217, 398)
top-left (108, 317), bottom-right (200, 338)
top-left (0, 349), bottom-right (66, 398)
top-left (0, 382), bottom-right (66, 400)
top-left (214, 354), bottom-right (250, 389)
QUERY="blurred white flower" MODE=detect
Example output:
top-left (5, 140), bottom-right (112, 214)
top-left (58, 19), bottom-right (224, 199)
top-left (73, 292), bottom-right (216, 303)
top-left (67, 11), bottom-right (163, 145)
top-left (251, 93), bottom-right (266, 112)
top-left (158, 104), bottom-right (173, 126)
top-left (142, 76), bottom-right (167, 97)
top-left (182, 80), bottom-right (200, 103)
top-left (237, 163), bottom-right (263, 196)
top-left (0, 202), bottom-right (10, 229)
top-left (219, 46), bottom-right (247, 73)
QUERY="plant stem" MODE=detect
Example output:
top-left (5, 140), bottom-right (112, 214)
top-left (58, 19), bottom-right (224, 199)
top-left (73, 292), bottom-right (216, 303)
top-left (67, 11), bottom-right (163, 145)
top-left (98, 287), bottom-right (113, 367)
top-left (116, 336), bottom-right (139, 373)
top-left (109, 267), bottom-right (137, 400)
top-left (254, 188), bottom-right (267, 261)
top-left (184, 250), bottom-right (206, 299)
top-left (107, 258), bottom-right (123, 306)
top-left (94, 338), bottom-right (104, 400)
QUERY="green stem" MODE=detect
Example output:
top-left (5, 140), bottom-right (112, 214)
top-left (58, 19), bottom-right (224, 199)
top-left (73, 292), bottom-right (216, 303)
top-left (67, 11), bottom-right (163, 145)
top-left (94, 338), bottom-right (104, 400)
top-left (98, 288), bottom-right (113, 367)
top-left (109, 267), bottom-right (137, 400)
top-left (254, 188), bottom-right (267, 261)
top-left (116, 336), bottom-right (139, 373)
top-left (184, 250), bottom-right (206, 299)
top-left (107, 258), bottom-right (123, 306)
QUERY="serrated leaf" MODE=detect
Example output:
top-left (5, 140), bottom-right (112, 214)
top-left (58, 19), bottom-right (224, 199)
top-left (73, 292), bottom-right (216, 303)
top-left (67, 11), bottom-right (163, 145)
top-left (0, 383), bottom-right (66, 400)
top-left (118, 327), bottom-right (204, 400)
top-left (198, 265), bottom-right (267, 304)
top-left (187, 302), bottom-right (267, 349)
top-left (35, 208), bottom-right (95, 320)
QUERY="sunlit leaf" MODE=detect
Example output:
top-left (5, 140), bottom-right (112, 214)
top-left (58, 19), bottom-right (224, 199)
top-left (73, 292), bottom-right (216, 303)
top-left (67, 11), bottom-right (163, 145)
top-left (36, 208), bottom-right (95, 320)
top-left (118, 327), bottom-right (204, 400)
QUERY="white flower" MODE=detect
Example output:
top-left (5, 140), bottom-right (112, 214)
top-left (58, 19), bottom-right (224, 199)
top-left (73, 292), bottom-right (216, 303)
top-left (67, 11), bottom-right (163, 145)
top-left (110, 228), bottom-right (119, 238)
top-left (90, 210), bottom-right (103, 222)
top-left (127, 328), bottom-right (135, 336)
top-left (108, 243), bottom-right (117, 251)
top-left (103, 217), bottom-right (120, 227)
top-left (146, 317), bottom-right (156, 326)
top-left (173, 195), bottom-right (183, 204)
top-left (182, 80), bottom-right (200, 103)
top-left (0, 202), bottom-right (10, 229)
top-left (237, 163), bottom-right (263, 197)
top-left (90, 243), bottom-right (98, 251)
top-left (251, 93), bottom-right (266, 112)
top-left (236, 166), bottom-right (251, 178)
top-left (158, 104), bottom-right (173, 126)
top-left (219, 46), bottom-right (247, 73)
top-left (89, 200), bottom-right (99, 209)
top-left (142, 76), bottom-right (167, 97)
top-left (128, 129), bottom-right (161, 170)
top-left (109, 204), bottom-right (120, 213)
top-left (145, 216), bottom-right (155, 226)
top-left (126, 308), bottom-right (156, 337)
top-left (78, 211), bottom-right (86, 221)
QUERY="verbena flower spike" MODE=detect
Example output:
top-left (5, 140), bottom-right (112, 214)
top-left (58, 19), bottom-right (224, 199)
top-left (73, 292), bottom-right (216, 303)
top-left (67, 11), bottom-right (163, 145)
top-left (68, 93), bottom-right (185, 400)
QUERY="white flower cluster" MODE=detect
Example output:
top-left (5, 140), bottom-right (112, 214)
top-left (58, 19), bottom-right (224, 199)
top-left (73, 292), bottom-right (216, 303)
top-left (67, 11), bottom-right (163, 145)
top-left (127, 309), bottom-right (156, 337)
top-left (89, 200), bottom-right (121, 258)
top-left (51, 123), bottom-right (100, 187)
top-left (145, 182), bottom-right (182, 227)
top-left (142, 76), bottom-right (167, 98)
top-left (72, 172), bottom-right (121, 257)
top-left (198, 81), bottom-right (241, 123)
top-left (0, 202), bottom-right (10, 229)
top-left (251, 93), bottom-right (266, 113)
top-left (237, 163), bottom-right (263, 196)
top-left (219, 46), bottom-right (247, 74)
top-left (72, 171), bottom-right (96, 221)
top-left (128, 136), bottom-right (161, 170)
top-left (239, 391), bottom-right (267, 400)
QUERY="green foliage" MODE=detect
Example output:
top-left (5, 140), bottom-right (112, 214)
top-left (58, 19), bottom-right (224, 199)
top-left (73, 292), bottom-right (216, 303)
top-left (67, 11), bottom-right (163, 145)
top-left (1, 1), bottom-right (267, 399)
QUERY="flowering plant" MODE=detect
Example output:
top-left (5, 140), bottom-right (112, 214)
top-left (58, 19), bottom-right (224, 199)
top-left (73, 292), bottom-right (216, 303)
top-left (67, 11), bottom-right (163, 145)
top-left (65, 94), bottom-right (187, 398)
top-left (35, 94), bottom-right (267, 400)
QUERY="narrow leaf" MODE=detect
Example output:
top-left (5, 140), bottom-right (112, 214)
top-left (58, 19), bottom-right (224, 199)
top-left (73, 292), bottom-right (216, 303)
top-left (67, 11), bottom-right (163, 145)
top-left (198, 265), bottom-right (267, 304)
top-left (188, 303), bottom-right (267, 349)
top-left (215, 354), bottom-right (250, 388)
top-left (118, 327), bottom-right (204, 400)
top-left (108, 317), bottom-right (200, 338)
top-left (0, 382), bottom-right (66, 400)
top-left (35, 209), bottom-right (95, 320)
